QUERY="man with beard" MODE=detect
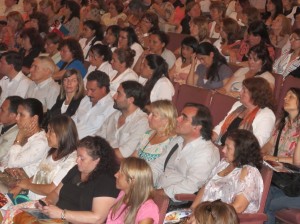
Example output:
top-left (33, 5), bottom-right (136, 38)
top-left (72, 71), bottom-right (115, 139)
top-left (96, 80), bottom-right (149, 162)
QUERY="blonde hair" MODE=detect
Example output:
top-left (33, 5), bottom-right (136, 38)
top-left (150, 100), bottom-right (177, 136)
top-left (60, 69), bottom-right (85, 100)
top-left (277, 14), bottom-right (292, 36)
top-left (192, 16), bottom-right (209, 42)
top-left (194, 200), bottom-right (239, 224)
top-left (110, 158), bottom-right (154, 224)
top-left (39, 0), bottom-right (54, 11)
top-left (24, 0), bottom-right (38, 12)
top-left (6, 11), bottom-right (24, 32)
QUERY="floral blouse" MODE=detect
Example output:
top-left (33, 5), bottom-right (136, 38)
top-left (136, 130), bottom-right (174, 163)
top-left (201, 159), bottom-right (263, 214)
top-left (272, 117), bottom-right (300, 157)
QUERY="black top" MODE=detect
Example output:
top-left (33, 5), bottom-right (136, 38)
top-left (181, 16), bottom-right (191, 34)
top-left (19, 48), bottom-right (43, 69)
top-left (57, 165), bottom-right (119, 211)
top-left (220, 117), bottom-right (243, 146)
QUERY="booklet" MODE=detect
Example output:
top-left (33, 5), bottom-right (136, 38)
top-left (263, 160), bottom-right (300, 173)
top-left (21, 208), bottom-right (50, 220)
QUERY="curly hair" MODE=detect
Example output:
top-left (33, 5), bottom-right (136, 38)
top-left (142, 12), bottom-right (159, 33)
top-left (59, 37), bottom-right (84, 62)
top-left (227, 129), bottom-right (262, 169)
top-left (248, 44), bottom-right (273, 76)
top-left (113, 48), bottom-right (135, 68)
top-left (242, 77), bottom-right (275, 110)
top-left (78, 136), bottom-right (118, 181)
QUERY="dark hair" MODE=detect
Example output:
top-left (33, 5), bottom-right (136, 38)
top-left (209, 1), bottom-right (226, 18)
top-left (63, 0), bottom-right (80, 22)
top-left (248, 20), bottom-right (272, 45)
top-left (20, 27), bottom-right (44, 51)
top-left (59, 38), bottom-right (84, 62)
top-left (227, 129), bottom-right (262, 169)
top-left (29, 12), bottom-right (49, 34)
top-left (144, 54), bottom-right (169, 104)
top-left (110, 0), bottom-right (124, 13)
top-left (78, 136), bottom-right (118, 181)
top-left (6, 96), bottom-right (23, 114)
top-left (278, 87), bottom-right (300, 131)
top-left (264, 0), bottom-right (283, 20)
top-left (221, 17), bottom-right (241, 45)
top-left (86, 70), bottom-right (110, 93)
top-left (238, 0), bottom-right (251, 10)
top-left (113, 48), bottom-right (135, 68)
top-left (120, 26), bottom-right (139, 47)
top-left (20, 98), bottom-right (44, 125)
top-left (121, 81), bottom-right (146, 109)
top-left (150, 30), bottom-right (169, 47)
top-left (106, 25), bottom-right (120, 47)
top-left (196, 42), bottom-right (228, 81)
top-left (184, 103), bottom-right (213, 140)
top-left (248, 44), bottom-right (273, 75)
top-left (1, 51), bottom-right (23, 72)
top-left (243, 77), bottom-right (274, 110)
top-left (45, 32), bottom-right (62, 45)
top-left (242, 6), bottom-right (261, 25)
top-left (181, 36), bottom-right (198, 62)
top-left (90, 44), bottom-right (112, 62)
top-left (142, 12), bottom-right (159, 33)
top-left (83, 20), bottom-right (104, 43)
top-left (47, 115), bottom-right (78, 160)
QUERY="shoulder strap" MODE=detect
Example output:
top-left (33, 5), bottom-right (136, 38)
top-left (273, 125), bottom-right (284, 156)
top-left (164, 143), bottom-right (179, 172)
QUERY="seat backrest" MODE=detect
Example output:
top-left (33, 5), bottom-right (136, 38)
top-left (175, 84), bottom-right (213, 114)
top-left (209, 92), bottom-right (238, 127)
top-left (276, 75), bottom-right (300, 117)
top-left (258, 165), bottom-right (273, 213)
top-left (172, 82), bottom-right (180, 105)
top-left (272, 73), bottom-right (284, 103)
top-left (166, 32), bottom-right (188, 52)
top-left (152, 191), bottom-right (170, 224)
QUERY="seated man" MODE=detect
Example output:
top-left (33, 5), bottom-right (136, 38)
top-left (150, 103), bottom-right (220, 203)
top-left (25, 56), bottom-right (60, 113)
top-left (72, 71), bottom-right (116, 139)
top-left (97, 81), bottom-right (149, 161)
top-left (0, 51), bottom-right (33, 106)
top-left (0, 96), bottom-right (23, 161)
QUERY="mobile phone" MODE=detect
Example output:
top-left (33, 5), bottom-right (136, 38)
top-left (39, 199), bottom-right (47, 206)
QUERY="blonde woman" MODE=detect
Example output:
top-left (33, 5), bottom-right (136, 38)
top-left (107, 157), bottom-right (159, 224)
top-left (132, 100), bottom-right (177, 164)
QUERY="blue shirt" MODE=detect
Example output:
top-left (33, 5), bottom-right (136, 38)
top-left (57, 59), bottom-right (87, 78)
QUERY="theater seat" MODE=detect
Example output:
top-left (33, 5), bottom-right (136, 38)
top-left (275, 208), bottom-right (300, 224)
top-left (153, 190), bottom-right (170, 224)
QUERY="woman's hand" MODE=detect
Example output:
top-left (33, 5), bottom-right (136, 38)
top-left (42, 205), bottom-right (64, 219)
top-left (16, 178), bottom-right (31, 189)
top-left (9, 186), bottom-right (22, 198)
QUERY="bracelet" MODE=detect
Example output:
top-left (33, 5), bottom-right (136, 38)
top-left (61, 209), bottom-right (66, 220)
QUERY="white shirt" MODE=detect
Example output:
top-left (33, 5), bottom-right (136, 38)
top-left (84, 61), bottom-right (117, 86)
top-left (150, 136), bottom-right (220, 201)
top-left (110, 68), bottom-right (138, 96)
top-left (4, 131), bottom-right (49, 178)
top-left (150, 77), bottom-right (174, 102)
top-left (72, 94), bottom-right (116, 139)
top-left (0, 71), bottom-right (33, 105)
top-left (26, 78), bottom-right (60, 112)
top-left (131, 42), bottom-right (144, 68)
top-left (214, 101), bottom-right (276, 147)
top-left (97, 108), bottom-right (149, 158)
top-left (79, 37), bottom-right (102, 60)
top-left (161, 49), bottom-right (176, 69)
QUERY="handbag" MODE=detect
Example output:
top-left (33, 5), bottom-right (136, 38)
top-left (271, 126), bottom-right (300, 197)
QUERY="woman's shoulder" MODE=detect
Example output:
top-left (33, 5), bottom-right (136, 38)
top-left (136, 198), bottom-right (159, 222)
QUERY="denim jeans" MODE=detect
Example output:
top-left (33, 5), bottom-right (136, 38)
top-left (264, 185), bottom-right (300, 224)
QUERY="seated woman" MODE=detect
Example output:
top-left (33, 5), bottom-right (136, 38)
top-left (101, 0), bottom-right (127, 27)
top-left (60, 0), bottom-right (81, 37)
top-left (187, 42), bottom-right (233, 90)
top-left (220, 44), bottom-right (275, 98)
top-left (0, 98), bottom-right (49, 188)
top-left (262, 0), bottom-right (283, 28)
top-left (79, 20), bottom-right (104, 60)
top-left (19, 27), bottom-right (44, 75)
top-left (213, 77), bottom-right (276, 147)
top-left (104, 25), bottom-right (120, 52)
top-left (106, 157), bottom-right (159, 223)
top-left (228, 0), bottom-right (250, 26)
top-left (189, 16), bottom-right (210, 43)
top-left (85, 44), bottom-right (116, 83)
top-left (188, 200), bottom-right (239, 224)
top-left (30, 136), bottom-right (120, 223)
top-left (273, 29), bottom-right (300, 78)
top-left (44, 69), bottom-right (85, 128)
top-left (191, 129), bottom-right (264, 214)
top-left (180, 1), bottom-right (201, 35)
top-left (169, 36), bottom-right (198, 85)
top-left (262, 88), bottom-right (300, 224)
top-left (208, 1), bottom-right (226, 39)
top-left (110, 48), bottom-right (138, 96)
top-left (29, 12), bottom-right (49, 38)
top-left (150, 0), bottom-right (174, 31)
top-left (132, 100), bottom-right (177, 163)
top-left (140, 54), bottom-right (174, 103)
top-left (44, 32), bottom-right (62, 64)
top-left (54, 38), bottom-right (87, 80)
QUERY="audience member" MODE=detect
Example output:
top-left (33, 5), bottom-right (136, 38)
top-left (229, 0), bottom-right (250, 26)
top-left (0, 96), bottom-right (22, 160)
top-left (101, 0), bottom-right (127, 27)
top-left (39, 0), bottom-right (60, 27)
top-left (269, 14), bottom-right (291, 51)
top-left (213, 77), bottom-right (276, 147)
top-left (28, 12), bottom-right (49, 38)
top-left (0, 51), bottom-right (33, 105)
top-left (150, 0), bottom-right (174, 31)
top-left (180, 1), bottom-right (201, 34)
top-left (191, 129), bottom-right (263, 214)
top-left (26, 56), bottom-right (60, 112)
top-left (22, 0), bottom-right (38, 22)
top-left (263, 0), bottom-right (283, 27)
top-left (43, 32), bottom-right (62, 64)
top-left (103, 25), bottom-right (120, 51)
top-left (72, 71), bottom-right (115, 139)
top-left (282, 0), bottom-right (298, 24)
top-left (189, 16), bottom-right (210, 43)
top-left (208, 1), bottom-right (226, 39)
top-left (60, 0), bottom-right (81, 37)
top-left (97, 81), bottom-right (149, 162)
top-left (150, 103), bottom-right (220, 203)
top-left (187, 42), bottom-right (233, 90)
top-left (107, 157), bottom-right (159, 223)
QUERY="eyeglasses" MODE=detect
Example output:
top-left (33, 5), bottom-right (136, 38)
top-left (289, 36), bottom-right (300, 41)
